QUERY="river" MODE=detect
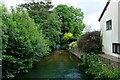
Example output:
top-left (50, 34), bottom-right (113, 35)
top-left (15, 50), bottom-right (88, 79)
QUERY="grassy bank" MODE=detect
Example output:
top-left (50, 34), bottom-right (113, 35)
top-left (79, 53), bottom-right (120, 80)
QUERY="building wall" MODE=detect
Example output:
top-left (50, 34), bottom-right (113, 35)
top-left (118, 1), bottom-right (120, 42)
top-left (100, 1), bottom-right (119, 57)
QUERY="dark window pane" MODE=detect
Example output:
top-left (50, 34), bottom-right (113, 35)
top-left (106, 19), bottom-right (112, 30)
top-left (112, 43), bottom-right (120, 54)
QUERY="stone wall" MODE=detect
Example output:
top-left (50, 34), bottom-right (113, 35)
top-left (69, 48), bottom-right (120, 70)
top-left (99, 54), bottom-right (120, 70)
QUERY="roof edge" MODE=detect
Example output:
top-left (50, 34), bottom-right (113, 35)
top-left (98, 0), bottom-right (111, 22)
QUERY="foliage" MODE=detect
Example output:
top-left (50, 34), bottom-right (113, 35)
top-left (54, 4), bottom-right (85, 35)
top-left (20, 0), bottom-right (62, 49)
top-left (60, 32), bottom-right (76, 50)
top-left (20, 3), bottom-right (85, 49)
top-left (77, 31), bottom-right (102, 53)
top-left (0, 4), bottom-right (2, 59)
top-left (2, 1), bottom-right (86, 78)
top-left (2, 6), bottom-right (50, 78)
top-left (19, 0), bottom-right (53, 24)
top-left (60, 44), bottom-right (69, 50)
top-left (79, 53), bottom-right (120, 80)
top-left (40, 11), bottom-right (62, 49)
top-left (62, 32), bottom-right (73, 43)
top-left (52, 5), bottom-right (85, 47)
top-left (69, 41), bottom-right (78, 48)
top-left (55, 4), bottom-right (87, 49)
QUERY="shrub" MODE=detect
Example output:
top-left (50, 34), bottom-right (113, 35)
top-left (77, 31), bottom-right (102, 53)
top-left (69, 41), bottom-right (78, 48)
top-left (61, 32), bottom-right (75, 43)
top-left (62, 32), bottom-right (73, 43)
top-left (61, 32), bottom-right (77, 49)
top-left (2, 6), bottom-right (50, 78)
top-left (79, 53), bottom-right (120, 80)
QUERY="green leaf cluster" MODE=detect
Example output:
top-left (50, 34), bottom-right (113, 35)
top-left (54, 4), bottom-right (85, 35)
top-left (20, 0), bottom-right (62, 49)
top-left (2, 0), bottom-right (85, 78)
top-left (1, 5), bottom-right (50, 78)
top-left (20, 2), bottom-right (85, 49)
top-left (79, 53), bottom-right (120, 80)
top-left (69, 41), bottom-right (78, 48)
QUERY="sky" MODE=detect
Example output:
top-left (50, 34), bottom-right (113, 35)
top-left (1, 0), bottom-right (108, 30)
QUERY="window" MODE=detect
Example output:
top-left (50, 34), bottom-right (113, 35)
top-left (106, 19), bottom-right (112, 30)
top-left (112, 43), bottom-right (120, 54)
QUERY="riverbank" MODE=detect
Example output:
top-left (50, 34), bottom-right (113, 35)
top-left (69, 48), bottom-right (120, 70)
top-left (99, 54), bottom-right (120, 70)
top-left (69, 48), bottom-right (120, 80)
top-left (68, 48), bottom-right (83, 59)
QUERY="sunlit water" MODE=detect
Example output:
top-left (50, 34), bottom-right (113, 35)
top-left (16, 50), bottom-right (87, 79)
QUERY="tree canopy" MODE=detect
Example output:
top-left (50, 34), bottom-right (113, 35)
top-left (2, 5), bottom-right (50, 78)
top-left (2, 0), bottom-right (85, 78)
top-left (20, 2), bottom-right (85, 48)
top-left (19, 0), bottom-right (53, 24)
top-left (53, 4), bottom-right (85, 35)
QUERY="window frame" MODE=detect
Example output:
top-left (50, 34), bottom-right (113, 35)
top-left (106, 19), bottom-right (112, 31)
top-left (112, 43), bottom-right (120, 54)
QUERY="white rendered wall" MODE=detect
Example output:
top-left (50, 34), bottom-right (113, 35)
top-left (100, 1), bottom-right (119, 57)
top-left (118, 1), bottom-right (120, 42)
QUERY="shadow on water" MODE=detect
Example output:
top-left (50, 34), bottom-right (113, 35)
top-left (15, 50), bottom-right (89, 80)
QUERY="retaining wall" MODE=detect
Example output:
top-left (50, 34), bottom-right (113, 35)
top-left (99, 54), bottom-right (120, 70)
top-left (69, 48), bottom-right (120, 70)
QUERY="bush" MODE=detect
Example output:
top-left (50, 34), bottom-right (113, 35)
top-left (2, 6), bottom-right (50, 78)
top-left (69, 41), bottom-right (78, 48)
top-left (62, 32), bottom-right (74, 43)
top-left (77, 31), bottom-right (102, 53)
top-left (60, 32), bottom-right (76, 49)
top-left (79, 53), bottom-right (120, 80)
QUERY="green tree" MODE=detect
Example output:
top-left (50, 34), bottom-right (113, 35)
top-left (20, 0), bottom-right (62, 49)
top-left (2, 5), bottom-right (50, 78)
top-left (0, 3), bottom-right (2, 60)
top-left (19, 0), bottom-right (53, 24)
top-left (53, 4), bottom-right (85, 36)
top-left (20, 2), bottom-right (85, 49)
top-left (41, 12), bottom-right (62, 49)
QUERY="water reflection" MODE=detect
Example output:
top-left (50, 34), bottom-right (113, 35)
top-left (16, 50), bottom-right (86, 79)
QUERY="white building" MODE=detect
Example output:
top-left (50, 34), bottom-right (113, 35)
top-left (99, 0), bottom-right (120, 57)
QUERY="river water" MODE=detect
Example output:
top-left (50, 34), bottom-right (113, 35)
top-left (16, 50), bottom-right (87, 79)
